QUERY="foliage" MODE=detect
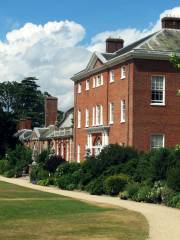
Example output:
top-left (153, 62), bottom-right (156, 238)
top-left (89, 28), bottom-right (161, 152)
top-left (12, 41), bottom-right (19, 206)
top-left (170, 53), bottom-right (180, 69)
top-left (104, 174), bottom-right (129, 196)
top-left (55, 162), bottom-right (81, 177)
top-left (0, 159), bottom-right (9, 174)
top-left (85, 177), bottom-right (105, 195)
top-left (122, 182), bottom-right (140, 199)
top-left (37, 179), bottom-right (50, 186)
top-left (37, 150), bottom-right (50, 164)
top-left (6, 144), bottom-right (32, 175)
top-left (44, 154), bottom-right (65, 173)
top-left (167, 160), bottom-right (180, 192)
top-left (4, 169), bottom-right (16, 178)
top-left (0, 110), bottom-right (17, 157)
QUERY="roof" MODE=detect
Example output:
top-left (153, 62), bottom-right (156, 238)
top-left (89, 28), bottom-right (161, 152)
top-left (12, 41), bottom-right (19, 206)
top-left (72, 28), bottom-right (180, 81)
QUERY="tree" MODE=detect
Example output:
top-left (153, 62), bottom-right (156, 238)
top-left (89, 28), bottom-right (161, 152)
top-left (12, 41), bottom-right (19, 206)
top-left (170, 53), bottom-right (180, 69)
top-left (0, 109), bottom-right (17, 157)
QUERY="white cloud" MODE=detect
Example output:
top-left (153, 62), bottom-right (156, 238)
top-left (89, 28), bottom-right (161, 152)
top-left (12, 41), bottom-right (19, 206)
top-left (88, 6), bottom-right (180, 52)
top-left (0, 20), bottom-right (90, 110)
top-left (0, 7), bottom-right (179, 111)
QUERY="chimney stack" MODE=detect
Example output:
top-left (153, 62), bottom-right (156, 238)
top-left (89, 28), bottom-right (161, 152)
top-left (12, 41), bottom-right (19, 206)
top-left (162, 16), bottom-right (180, 30)
top-left (17, 117), bottom-right (32, 130)
top-left (45, 96), bottom-right (58, 127)
top-left (106, 38), bottom-right (124, 53)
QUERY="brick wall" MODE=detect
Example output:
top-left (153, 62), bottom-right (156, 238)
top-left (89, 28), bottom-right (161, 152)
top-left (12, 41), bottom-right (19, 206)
top-left (133, 59), bottom-right (180, 151)
top-left (45, 97), bottom-right (58, 127)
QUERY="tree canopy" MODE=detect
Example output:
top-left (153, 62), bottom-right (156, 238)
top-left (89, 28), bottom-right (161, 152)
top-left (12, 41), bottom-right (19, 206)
top-left (0, 77), bottom-right (48, 127)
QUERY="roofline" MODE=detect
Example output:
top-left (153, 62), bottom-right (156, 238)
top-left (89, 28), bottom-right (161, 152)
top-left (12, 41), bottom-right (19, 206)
top-left (71, 50), bottom-right (180, 81)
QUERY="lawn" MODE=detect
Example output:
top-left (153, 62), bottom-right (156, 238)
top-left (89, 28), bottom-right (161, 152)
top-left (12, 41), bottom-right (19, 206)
top-left (0, 181), bottom-right (148, 240)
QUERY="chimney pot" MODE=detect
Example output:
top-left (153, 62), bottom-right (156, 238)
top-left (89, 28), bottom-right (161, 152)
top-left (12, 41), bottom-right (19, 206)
top-left (106, 38), bottom-right (124, 53)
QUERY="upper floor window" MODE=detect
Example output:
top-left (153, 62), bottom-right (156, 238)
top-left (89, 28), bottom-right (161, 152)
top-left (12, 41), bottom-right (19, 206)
top-left (109, 102), bottom-right (114, 124)
top-left (77, 110), bottom-right (81, 128)
top-left (86, 79), bottom-right (90, 91)
top-left (95, 105), bottom-right (103, 126)
top-left (109, 70), bottom-right (115, 83)
top-left (85, 108), bottom-right (89, 127)
top-left (77, 83), bottom-right (82, 93)
top-left (121, 66), bottom-right (126, 79)
top-left (150, 134), bottom-right (164, 150)
top-left (151, 76), bottom-right (165, 105)
top-left (120, 100), bottom-right (126, 122)
top-left (93, 74), bottom-right (103, 88)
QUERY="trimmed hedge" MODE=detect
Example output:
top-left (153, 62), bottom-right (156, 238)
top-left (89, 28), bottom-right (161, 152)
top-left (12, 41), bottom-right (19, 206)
top-left (104, 174), bottom-right (129, 196)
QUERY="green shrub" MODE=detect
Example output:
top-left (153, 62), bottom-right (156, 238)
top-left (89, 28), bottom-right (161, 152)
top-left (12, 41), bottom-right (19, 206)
top-left (6, 145), bottom-right (32, 173)
top-left (167, 161), bottom-right (180, 192)
top-left (37, 179), bottom-right (50, 186)
top-left (57, 174), bottom-right (73, 190)
top-left (56, 162), bottom-right (81, 177)
top-left (0, 159), bottom-right (9, 174)
top-left (124, 182), bottom-right (140, 199)
top-left (119, 190), bottom-right (129, 200)
top-left (44, 155), bottom-right (65, 173)
top-left (4, 169), bottom-right (16, 178)
top-left (85, 177), bottom-right (104, 195)
top-left (135, 185), bottom-right (151, 202)
top-left (37, 150), bottom-right (50, 164)
top-left (104, 174), bottom-right (129, 196)
top-left (161, 186), bottom-right (175, 206)
top-left (149, 148), bottom-right (176, 182)
top-left (37, 167), bottom-right (49, 180)
top-left (169, 193), bottom-right (180, 208)
top-left (30, 165), bottom-right (38, 182)
top-left (146, 181), bottom-right (164, 203)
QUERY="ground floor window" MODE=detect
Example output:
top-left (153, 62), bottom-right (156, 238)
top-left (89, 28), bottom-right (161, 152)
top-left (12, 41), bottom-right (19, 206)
top-left (77, 144), bottom-right (81, 162)
top-left (150, 134), bottom-right (164, 150)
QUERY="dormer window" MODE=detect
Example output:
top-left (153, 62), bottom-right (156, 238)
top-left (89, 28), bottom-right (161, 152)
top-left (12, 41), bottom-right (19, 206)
top-left (121, 66), bottom-right (126, 79)
top-left (77, 83), bottom-right (82, 93)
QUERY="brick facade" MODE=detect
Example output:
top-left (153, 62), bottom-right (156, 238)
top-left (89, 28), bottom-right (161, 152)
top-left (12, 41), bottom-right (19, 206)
top-left (74, 58), bottom-right (180, 160)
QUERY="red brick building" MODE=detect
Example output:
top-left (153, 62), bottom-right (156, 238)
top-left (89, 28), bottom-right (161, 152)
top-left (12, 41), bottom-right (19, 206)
top-left (72, 17), bottom-right (180, 161)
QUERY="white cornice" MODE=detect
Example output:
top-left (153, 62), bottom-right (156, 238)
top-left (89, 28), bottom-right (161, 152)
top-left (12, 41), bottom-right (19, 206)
top-left (71, 50), bottom-right (180, 82)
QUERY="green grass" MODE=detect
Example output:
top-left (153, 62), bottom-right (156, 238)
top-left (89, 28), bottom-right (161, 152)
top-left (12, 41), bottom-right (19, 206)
top-left (0, 181), bottom-right (149, 240)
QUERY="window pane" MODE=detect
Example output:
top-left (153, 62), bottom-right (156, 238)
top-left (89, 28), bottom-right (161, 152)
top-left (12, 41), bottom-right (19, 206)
top-left (151, 76), bottom-right (164, 104)
top-left (151, 135), bottom-right (164, 149)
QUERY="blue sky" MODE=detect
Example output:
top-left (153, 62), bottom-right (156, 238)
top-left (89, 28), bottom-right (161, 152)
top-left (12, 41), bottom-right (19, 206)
top-left (0, 1), bottom-right (180, 110)
top-left (0, 0), bottom-right (179, 42)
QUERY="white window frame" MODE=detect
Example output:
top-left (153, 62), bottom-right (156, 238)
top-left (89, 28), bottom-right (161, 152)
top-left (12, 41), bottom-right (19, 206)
top-left (150, 134), bottom-right (165, 150)
top-left (77, 144), bottom-right (81, 162)
top-left (100, 105), bottom-right (103, 125)
top-left (77, 110), bottom-right (81, 128)
top-left (120, 100), bottom-right (126, 123)
top-left (77, 83), bottom-right (82, 93)
top-left (92, 107), bottom-right (95, 126)
top-left (109, 70), bottom-right (115, 83)
top-left (100, 74), bottom-right (104, 85)
top-left (121, 66), bottom-right (126, 79)
top-left (93, 77), bottom-right (96, 88)
top-left (93, 74), bottom-right (104, 88)
top-left (85, 108), bottom-right (89, 127)
top-left (86, 79), bottom-right (90, 91)
top-left (109, 102), bottom-right (114, 124)
top-left (151, 75), bottom-right (165, 106)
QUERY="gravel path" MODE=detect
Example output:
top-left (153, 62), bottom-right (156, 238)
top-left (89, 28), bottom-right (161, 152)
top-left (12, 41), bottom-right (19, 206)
top-left (0, 176), bottom-right (180, 240)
